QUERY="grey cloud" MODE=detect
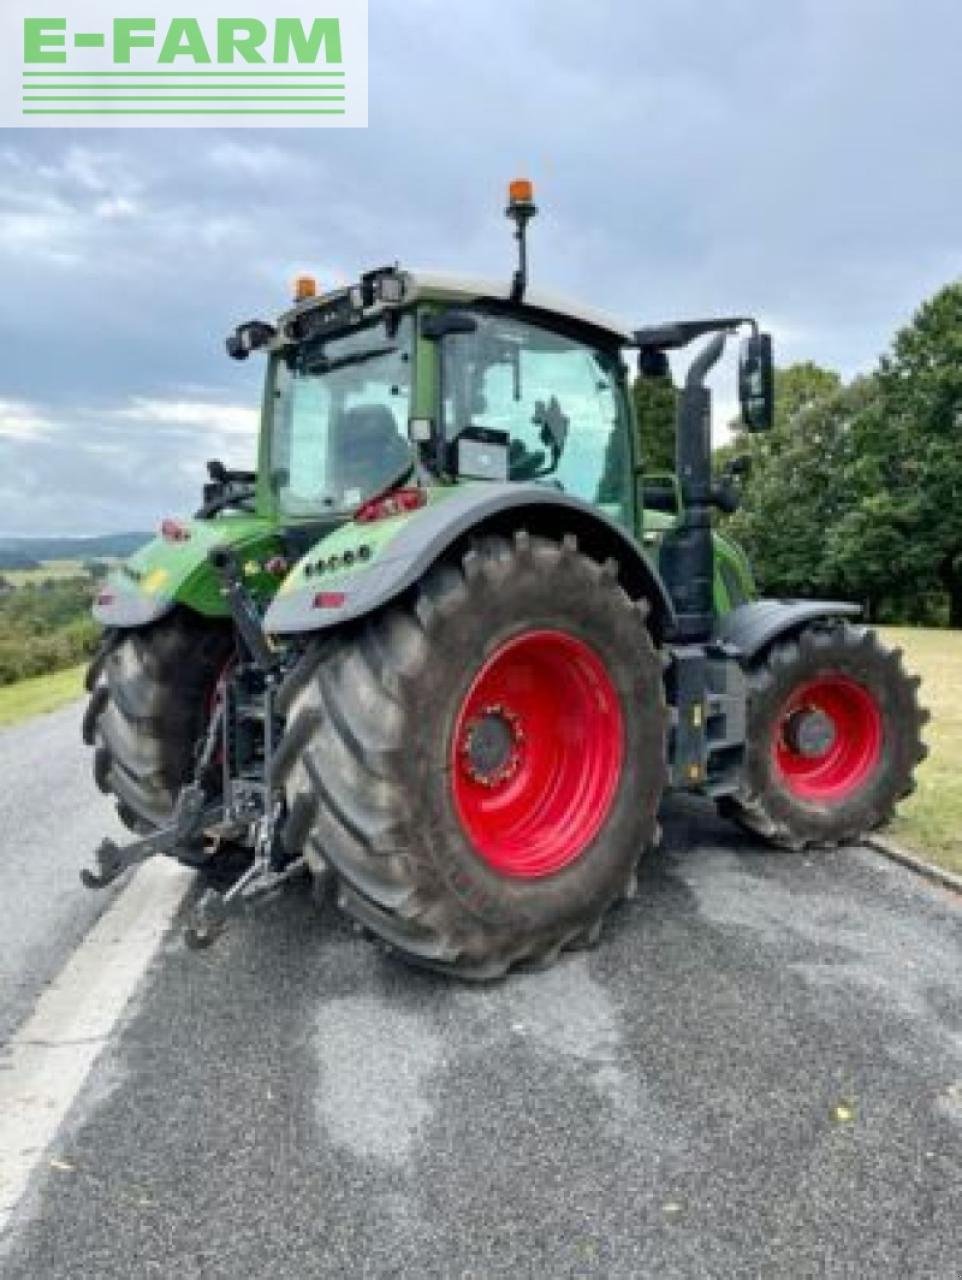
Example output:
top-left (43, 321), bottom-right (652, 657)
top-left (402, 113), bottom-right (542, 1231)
top-left (2, 0), bottom-right (961, 532)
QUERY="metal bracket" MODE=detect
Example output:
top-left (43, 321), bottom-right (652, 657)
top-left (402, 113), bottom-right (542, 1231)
top-left (80, 784), bottom-right (223, 889)
top-left (83, 558), bottom-right (296, 948)
top-left (184, 852), bottom-right (306, 950)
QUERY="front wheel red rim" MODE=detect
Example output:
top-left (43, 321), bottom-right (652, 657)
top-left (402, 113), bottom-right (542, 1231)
top-left (451, 629), bottom-right (624, 878)
top-left (773, 675), bottom-right (883, 802)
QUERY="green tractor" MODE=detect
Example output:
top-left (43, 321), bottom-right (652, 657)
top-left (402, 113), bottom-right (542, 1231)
top-left (82, 181), bottom-right (926, 976)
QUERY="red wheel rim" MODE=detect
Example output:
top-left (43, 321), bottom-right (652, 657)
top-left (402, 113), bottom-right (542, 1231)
top-left (773, 675), bottom-right (883, 801)
top-left (451, 630), bottom-right (624, 878)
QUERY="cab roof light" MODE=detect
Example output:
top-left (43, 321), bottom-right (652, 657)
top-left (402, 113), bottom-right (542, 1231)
top-left (294, 274), bottom-right (318, 302)
top-left (508, 178), bottom-right (535, 207)
top-left (354, 487), bottom-right (427, 524)
top-left (505, 178), bottom-right (537, 303)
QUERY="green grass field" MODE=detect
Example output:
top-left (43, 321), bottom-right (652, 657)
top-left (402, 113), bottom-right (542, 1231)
top-left (880, 627), bottom-right (962, 876)
top-left (0, 664), bottom-right (86, 728)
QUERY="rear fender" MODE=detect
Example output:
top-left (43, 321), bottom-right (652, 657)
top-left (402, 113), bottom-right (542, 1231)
top-left (265, 482), bottom-right (676, 640)
top-left (93, 515), bottom-right (283, 629)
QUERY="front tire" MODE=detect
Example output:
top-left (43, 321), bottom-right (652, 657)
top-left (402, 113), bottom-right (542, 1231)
top-left (721, 621), bottom-right (927, 849)
top-left (277, 532), bottom-right (669, 979)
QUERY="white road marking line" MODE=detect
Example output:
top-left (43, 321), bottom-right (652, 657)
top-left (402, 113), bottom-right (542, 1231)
top-left (0, 859), bottom-right (193, 1234)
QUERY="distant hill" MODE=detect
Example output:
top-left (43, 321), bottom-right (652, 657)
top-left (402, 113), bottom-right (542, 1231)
top-left (0, 552), bottom-right (41, 570)
top-left (0, 533), bottom-right (152, 567)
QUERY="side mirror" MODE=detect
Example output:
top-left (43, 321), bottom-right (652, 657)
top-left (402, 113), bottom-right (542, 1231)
top-left (738, 332), bottom-right (774, 431)
top-left (420, 310), bottom-right (478, 340)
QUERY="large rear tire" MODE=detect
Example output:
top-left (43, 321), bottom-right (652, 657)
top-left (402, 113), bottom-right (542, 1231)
top-left (276, 532), bottom-right (669, 979)
top-left (720, 621), bottom-right (927, 849)
top-left (82, 610), bottom-right (234, 833)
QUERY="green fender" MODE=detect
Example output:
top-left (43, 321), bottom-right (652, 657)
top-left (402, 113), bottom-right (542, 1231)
top-left (93, 514), bottom-right (285, 629)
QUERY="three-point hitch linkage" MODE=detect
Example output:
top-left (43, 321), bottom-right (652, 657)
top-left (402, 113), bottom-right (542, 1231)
top-left (81, 546), bottom-right (298, 948)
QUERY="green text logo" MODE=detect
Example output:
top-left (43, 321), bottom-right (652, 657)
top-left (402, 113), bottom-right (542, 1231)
top-left (3, 2), bottom-right (367, 127)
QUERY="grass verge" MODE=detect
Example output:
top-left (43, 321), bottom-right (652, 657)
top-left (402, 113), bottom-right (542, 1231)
top-left (3, 559), bottom-right (87, 586)
top-left (0, 664), bottom-right (86, 729)
top-left (879, 626), bottom-right (961, 877)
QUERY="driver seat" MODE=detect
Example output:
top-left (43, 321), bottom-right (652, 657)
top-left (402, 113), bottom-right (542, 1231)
top-left (333, 406), bottom-right (409, 492)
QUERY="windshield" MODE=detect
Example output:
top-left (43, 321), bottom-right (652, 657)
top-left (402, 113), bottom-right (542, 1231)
top-left (440, 312), bottom-right (632, 525)
top-left (269, 315), bottom-right (413, 517)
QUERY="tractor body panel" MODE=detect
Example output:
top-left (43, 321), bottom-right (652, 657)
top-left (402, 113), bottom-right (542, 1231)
top-left (641, 511), bottom-right (755, 617)
top-left (716, 598), bottom-right (862, 660)
top-left (93, 514), bottom-right (284, 628)
top-left (265, 482), bottom-right (678, 638)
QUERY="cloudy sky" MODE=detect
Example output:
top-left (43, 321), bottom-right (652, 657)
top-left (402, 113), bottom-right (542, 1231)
top-left (2, 0), bottom-right (961, 535)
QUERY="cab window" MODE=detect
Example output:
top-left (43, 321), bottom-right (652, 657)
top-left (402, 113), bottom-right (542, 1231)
top-left (441, 313), bottom-right (632, 527)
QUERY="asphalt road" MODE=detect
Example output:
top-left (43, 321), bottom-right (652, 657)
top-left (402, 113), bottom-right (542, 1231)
top-left (1, 705), bottom-right (961, 1278)
top-left (0, 705), bottom-right (127, 1043)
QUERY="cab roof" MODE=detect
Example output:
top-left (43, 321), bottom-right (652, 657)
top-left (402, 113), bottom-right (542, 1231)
top-left (277, 267), bottom-right (634, 351)
top-left (402, 271), bottom-right (634, 347)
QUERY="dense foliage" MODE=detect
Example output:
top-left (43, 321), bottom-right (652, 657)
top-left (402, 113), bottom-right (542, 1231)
top-left (0, 577), bottom-right (99, 685)
top-left (719, 284), bottom-right (962, 625)
top-left (633, 371), bottom-right (677, 473)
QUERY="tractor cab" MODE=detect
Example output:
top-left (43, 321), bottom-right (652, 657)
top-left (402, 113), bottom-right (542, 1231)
top-left (224, 179), bottom-right (770, 627)
top-left (229, 266), bottom-right (639, 537)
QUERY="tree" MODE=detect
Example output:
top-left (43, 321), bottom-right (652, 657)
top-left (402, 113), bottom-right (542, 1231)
top-left (596, 370), bottom-right (677, 503)
top-left (722, 362), bottom-right (848, 598)
top-left (770, 361), bottom-right (843, 429)
top-left (632, 372), bottom-right (677, 473)
top-left (837, 284), bottom-right (962, 626)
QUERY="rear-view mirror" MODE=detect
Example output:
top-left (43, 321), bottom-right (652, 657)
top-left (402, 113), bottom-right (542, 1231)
top-left (738, 332), bottom-right (774, 431)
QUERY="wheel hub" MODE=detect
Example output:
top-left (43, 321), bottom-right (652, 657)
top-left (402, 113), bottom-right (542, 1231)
top-left (782, 707), bottom-right (836, 758)
top-left (460, 704), bottom-right (524, 788)
top-left (773, 674), bottom-right (883, 802)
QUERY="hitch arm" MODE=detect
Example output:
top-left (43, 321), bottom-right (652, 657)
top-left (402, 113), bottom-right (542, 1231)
top-left (208, 545), bottom-right (278, 673)
top-left (80, 783), bottom-right (223, 889)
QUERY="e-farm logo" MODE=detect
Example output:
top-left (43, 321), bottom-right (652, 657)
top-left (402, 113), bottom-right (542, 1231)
top-left (1, 1), bottom-right (367, 128)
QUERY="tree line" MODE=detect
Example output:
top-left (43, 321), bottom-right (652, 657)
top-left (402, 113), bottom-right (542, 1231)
top-left (635, 280), bottom-right (962, 626)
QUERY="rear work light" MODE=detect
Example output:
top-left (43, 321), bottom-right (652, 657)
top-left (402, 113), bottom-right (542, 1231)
top-left (312, 591), bottom-right (347, 610)
top-left (355, 487), bottom-right (427, 524)
top-left (376, 273), bottom-right (405, 304)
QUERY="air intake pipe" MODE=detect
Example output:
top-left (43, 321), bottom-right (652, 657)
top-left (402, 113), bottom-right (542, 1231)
top-left (659, 330), bottom-right (728, 642)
